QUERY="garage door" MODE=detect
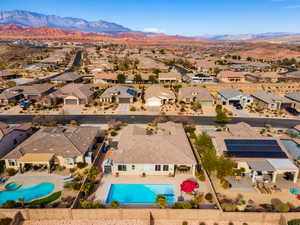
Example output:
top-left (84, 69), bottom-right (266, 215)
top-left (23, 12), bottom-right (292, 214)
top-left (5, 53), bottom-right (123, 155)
top-left (119, 98), bottom-right (130, 103)
top-left (65, 99), bottom-right (78, 105)
top-left (229, 100), bottom-right (240, 105)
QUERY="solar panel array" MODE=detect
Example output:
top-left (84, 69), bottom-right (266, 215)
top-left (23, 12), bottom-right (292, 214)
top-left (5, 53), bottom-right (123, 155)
top-left (225, 139), bottom-right (288, 158)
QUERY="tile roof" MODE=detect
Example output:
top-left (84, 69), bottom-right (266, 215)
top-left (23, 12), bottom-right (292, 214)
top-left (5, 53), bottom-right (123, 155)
top-left (51, 83), bottom-right (93, 99)
top-left (145, 85), bottom-right (175, 100)
top-left (3, 126), bottom-right (101, 159)
top-left (217, 88), bottom-right (245, 99)
top-left (251, 91), bottom-right (293, 104)
top-left (111, 122), bottom-right (196, 165)
top-left (178, 87), bottom-right (213, 102)
top-left (100, 85), bottom-right (137, 98)
top-left (52, 72), bottom-right (80, 82)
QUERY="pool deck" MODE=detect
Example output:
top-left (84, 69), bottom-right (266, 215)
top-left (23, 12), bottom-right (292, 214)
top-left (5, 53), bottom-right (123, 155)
top-left (0, 172), bottom-right (65, 193)
top-left (94, 174), bottom-right (210, 204)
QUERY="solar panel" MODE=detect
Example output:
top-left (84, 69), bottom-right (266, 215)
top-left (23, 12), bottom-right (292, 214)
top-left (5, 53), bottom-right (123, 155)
top-left (225, 139), bottom-right (288, 158)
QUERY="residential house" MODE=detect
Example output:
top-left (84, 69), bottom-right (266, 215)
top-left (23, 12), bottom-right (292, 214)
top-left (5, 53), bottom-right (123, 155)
top-left (145, 85), bottom-right (176, 108)
top-left (0, 91), bottom-right (23, 106)
top-left (2, 126), bottom-right (103, 170)
top-left (158, 68), bottom-right (183, 83)
top-left (245, 72), bottom-right (283, 83)
top-left (178, 87), bottom-right (214, 107)
top-left (44, 83), bottom-right (93, 105)
top-left (217, 71), bottom-right (246, 83)
top-left (0, 122), bottom-right (32, 159)
top-left (210, 122), bottom-right (298, 183)
top-left (217, 88), bottom-right (253, 107)
top-left (93, 73), bottom-right (117, 84)
top-left (190, 73), bottom-right (215, 83)
top-left (51, 72), bottom-right (82, 84)
top-left (286, 91), bottom-right (300, 110)
top-left (0, 71), bottom-right (21, 80)
top-left (103, 122), bottom-right (197, 176)
top-left (251, 91), bottom-right (295, 111)
top-left (99, 85), bottom-right (137, 103)
top-left (9, 84), bottom-right (54, 101)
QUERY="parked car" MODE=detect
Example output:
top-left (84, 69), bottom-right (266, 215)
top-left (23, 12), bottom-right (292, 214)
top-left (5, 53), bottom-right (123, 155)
top-left (19, 100), bottom-right (33, 109)
top-left (233, 102), bottom-right (243, 110)
top-left (286, 107), bottom-right (300, 116)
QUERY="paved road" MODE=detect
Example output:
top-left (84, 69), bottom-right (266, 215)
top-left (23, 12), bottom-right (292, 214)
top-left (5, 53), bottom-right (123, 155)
top-left (0, 114), bottom-right (299, 128)
top-left (227, 105), bottom-right (251, 118)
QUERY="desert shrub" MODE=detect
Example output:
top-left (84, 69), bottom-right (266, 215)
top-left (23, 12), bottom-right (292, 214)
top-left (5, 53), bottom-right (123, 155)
top-left (110, 200), bottom-right (120, 208)
top-left (130, 106), bottom-right (136, 111)
top-left (110, 131), bottom-right (118, 136)
top-left (228, 222), bottom-right (234, 225)
top-left (221, 202), bottom-right (237, 212)
top-left (184, 126), bottom-right (196, 134)
top-left (199, 222), bottom-right (206, 225)
top-left (4, 168), bottom-right (17, 176)
top-left (0, 218), bottom-right (12, 225)
top-left (205, 193), bottom-right (213, 201)
top-left (220, 179), bottom-right (230, 189)
top-left (76, 162), bottom-right (86, 169)
top-left (198, 174), bottom-right (206, 181)
top-left (173, 202), bottom-right (193, 209)
top-left (182, 221), bottom-right (188, 225)
top-left (288, 219), bottom-right (300, 225)
top-left (70, 120), bottom-right (78, 126)
top-left (242, 223), bottom-right (248, 225)
top-left (275, 202), bottom-right (290, 212)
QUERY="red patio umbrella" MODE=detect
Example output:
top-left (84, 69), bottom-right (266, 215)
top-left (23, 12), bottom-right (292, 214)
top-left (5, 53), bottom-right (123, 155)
top-left (180, 180), bottom-right (197, 193)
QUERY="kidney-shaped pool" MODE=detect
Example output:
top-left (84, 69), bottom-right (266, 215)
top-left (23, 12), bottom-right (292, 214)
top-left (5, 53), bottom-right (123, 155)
top-left (0, 182), bottom-right (55, 204)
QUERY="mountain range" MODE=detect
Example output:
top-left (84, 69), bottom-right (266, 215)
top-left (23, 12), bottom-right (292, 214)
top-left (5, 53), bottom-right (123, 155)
top-left (0, 10), bottom-right (132, 34)
top-left (1, 10), bottom-right (300, 42)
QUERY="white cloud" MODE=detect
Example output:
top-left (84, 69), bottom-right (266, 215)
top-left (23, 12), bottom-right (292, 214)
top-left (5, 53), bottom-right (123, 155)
top-left (143, 28), bottom-right (163, 33)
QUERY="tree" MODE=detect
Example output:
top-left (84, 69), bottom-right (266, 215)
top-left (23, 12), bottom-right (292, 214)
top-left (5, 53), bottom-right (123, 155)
top-left (154, 194), bottom-right (168, 208)
top-left (149, 75), bottom-right (157, 83)
top-left (117, 74), bottom-right (126, 83)
top-left (216, 156), bottom-right (235, 180)
top-left (81, 182), bottom-right (94, 196)
top-left (215, 105), bottom-right (229, 123)
top-left (133, 74), bottom-right (143, 83)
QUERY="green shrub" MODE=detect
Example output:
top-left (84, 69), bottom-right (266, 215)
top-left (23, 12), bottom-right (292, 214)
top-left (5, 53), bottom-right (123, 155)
top-left (76, 162), bottom-right (86, 169)
top-left (4, 168), bottom-right (17, 176)
top-left (173, 202), bottom-right (193, 209)
top-left (0, 218), bottom-right (12, 225)
top-left (205, 193), bottom-right (213, 201)
top-left (288, 219), bottom-right (300, 225)
top-left (1, 200), bottom-right (20, 208)
top-left (110, 200), bottom-right (120, 208)
top-left (110, 131), bottom-right (118, 136)
top-left (221, 202), bottom-right (237, 212)
top-left (198, 174), bottom-right (206, 181)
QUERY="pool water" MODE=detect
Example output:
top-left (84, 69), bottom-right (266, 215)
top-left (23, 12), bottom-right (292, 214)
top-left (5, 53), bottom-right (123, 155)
top-left (106, 184), bottom-right (175, 204)
top-left (281, 140), bottom-right (300, 160)
top-left (5, 182), bottom-right (22, 190)
top-left (0, 182), bottom-right (55, 205)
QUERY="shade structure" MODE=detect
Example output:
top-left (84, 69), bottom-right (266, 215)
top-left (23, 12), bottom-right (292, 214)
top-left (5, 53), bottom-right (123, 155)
top-left (180, 180), bottom-right (197, 193)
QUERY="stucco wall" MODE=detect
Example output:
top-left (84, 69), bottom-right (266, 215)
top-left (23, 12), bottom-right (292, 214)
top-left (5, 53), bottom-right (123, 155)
top-left (112, 164), bottom-right (175, 176)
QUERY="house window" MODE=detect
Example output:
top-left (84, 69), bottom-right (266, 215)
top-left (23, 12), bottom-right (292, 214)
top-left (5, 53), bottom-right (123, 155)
top-left (118, 165), bottom-right (127, 171)
top-left (163, 165), bottom-right (169, 171)
top-left (155, 165), bottom-right (161, 171)
top-left (131, 165), bottom-right (135, 170)
top-left (8, 160), bottom-right (16, 166)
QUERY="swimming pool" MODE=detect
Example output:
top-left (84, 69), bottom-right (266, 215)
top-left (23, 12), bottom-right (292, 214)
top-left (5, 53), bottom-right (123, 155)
top-left (0, 182), bottom-right (55, 205)
top-left (281, 140), bottom-right (300, 160)
top-left (106, 184), bottom-right (175, 204)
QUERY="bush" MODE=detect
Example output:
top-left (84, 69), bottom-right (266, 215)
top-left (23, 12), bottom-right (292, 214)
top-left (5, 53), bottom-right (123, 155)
top-left (0, 218), bottom-right (12, 225)
top-left (4, 168), bottom-right (17, 176)
top-left (1, 200), bottom-right (20, 208)
top-left (110, 200), bottom-right (120, 208)
top-left (199, 223), bottom-right (206, 225)
top-left (182, 221), bottom-right (188, 225)
top-left (288, 219), bottom-right (300, 225)
top-left (221, 202), bottom-right (237, 212)
top-left (173, 202), bottom-right (193, 209)
top-left (205, 193), bottom-right (213, 201)
top-left (220, 180), bottom-right (230, 189)
top-left (110, 131), bottom-right (118, 136)
top-left (130, 106), bottom-right (136, 111)
top-left (198, 174), bottom-right (206, 181)
top-left (228, 222), bottom-right (234, 225)
top-left (275, 202), bottom-right (290, 212)
top-left (76, 162), bottom-right (86, 169)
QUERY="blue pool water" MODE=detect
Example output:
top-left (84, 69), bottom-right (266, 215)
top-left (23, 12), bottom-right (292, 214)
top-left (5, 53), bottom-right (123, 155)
top-left (106, 184), bottom-right (175, 204)
top-left (0, 182), bottom-right (55, 205)
top-left (5, 182), bottom-right (22, 190)
top-left (281, 140), bottom-right (300, 160)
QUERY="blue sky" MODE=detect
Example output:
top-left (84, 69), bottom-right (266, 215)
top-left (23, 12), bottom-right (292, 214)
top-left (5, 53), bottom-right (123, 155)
top-left (1, 0), bottom-right (300, 36)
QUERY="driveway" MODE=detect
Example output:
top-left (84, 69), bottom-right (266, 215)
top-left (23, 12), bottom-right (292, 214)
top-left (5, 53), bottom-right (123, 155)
top-left (227, 105), bottom-right (251, 118)
top-left (116, 103), bottom-right (129, 113)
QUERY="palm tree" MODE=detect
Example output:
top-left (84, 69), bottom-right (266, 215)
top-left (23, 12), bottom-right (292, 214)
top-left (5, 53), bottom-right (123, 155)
top-left (154, 194), bottom-right (167, 208)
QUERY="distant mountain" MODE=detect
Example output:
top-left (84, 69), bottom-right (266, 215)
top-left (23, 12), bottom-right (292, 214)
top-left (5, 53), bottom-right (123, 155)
top-left (0, 10), bottom-right (132, 34)
top-left (198, 32), bottom-right (300, 41)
